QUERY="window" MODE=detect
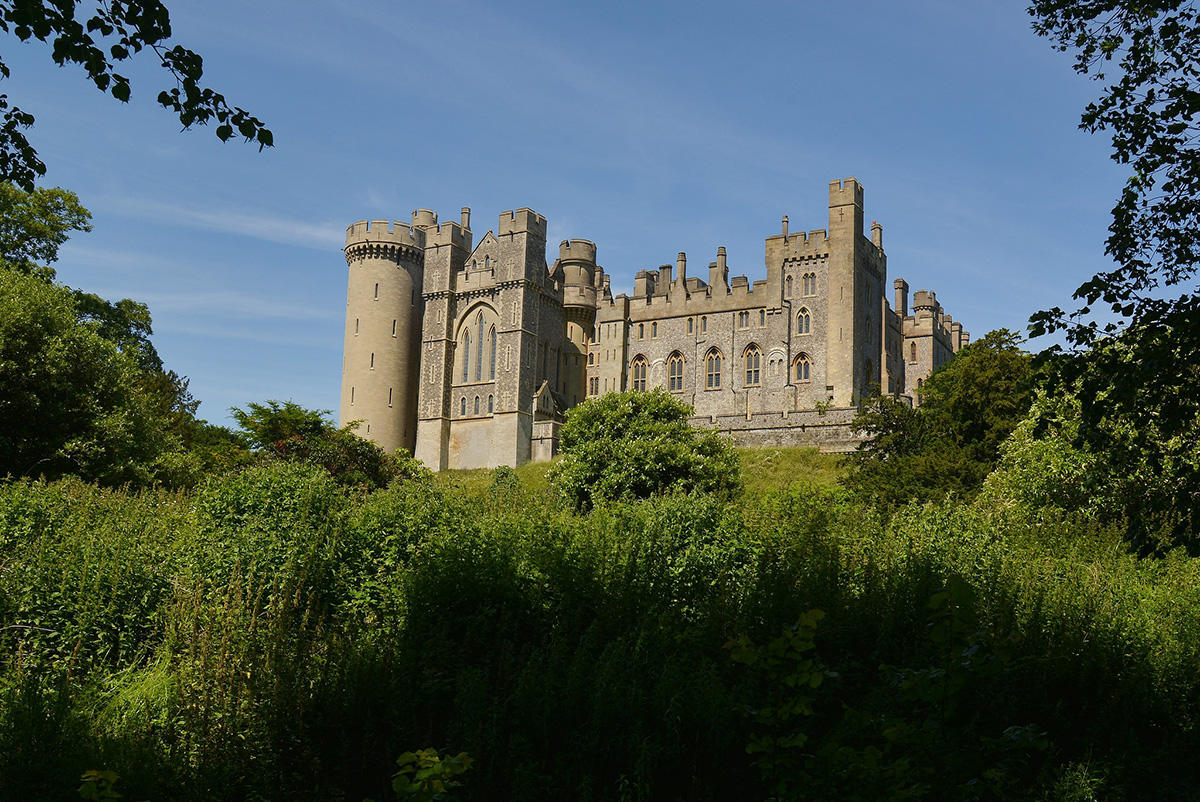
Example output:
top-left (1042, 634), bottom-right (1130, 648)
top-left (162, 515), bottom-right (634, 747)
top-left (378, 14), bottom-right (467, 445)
top-left (795, 354), bottom-right (811, 382)
top-left (638, 323), bottom-right (645, 340)
top-left (588, 351), bottom-right (595, 366)
top-left (705, 349), bottom-right (722, 389)
top-left (652, 322), bottom-right (658, 338)
top-left (374, 283), bottom-right (379, 299)
top-left (485, 255), bottom-right (491, 270)
top-left (461, 331), bottom-right (470, 382)
top-left (631, 356), bottom-right (648, 391)
top-left (802, 272), bottom-right (817, 296)
top-left (910, 342), bottom-right (917, 363)
top-left (701, 316), bottom-right (708, 333)
top-left (744, 345), bottom-right (761, 386)
top-left (488, 395), bottom-right (494, 413)
top-left (489, 327), bottom-right (497, 379)
top-left (475, 312), bottom-right (485, 382)
top-left (687, 317), bottom-right (694, 334)
top-left (351, 386), bottom-right (354, 404)
top-left (392, 319), bottom-right (396, 337)
top-left (460, 397), bottom-right (467, 416)
top-left (759, 309), bottom-right (766, 327)
top-left (738, 311), bottom-right (750, 328)
top-left (589, 376), bottom-right (599, 395)
top-left (786, 275), bottom-right (793, 297)
top-left (355, 318), bottom-right (359, 335)
top-left (797, 308), bottom-right (811, 335)
top-left (388, 387), bottom-right (393, 406)
top-left (667, 353), bottom-right (684, 392)
top-left (370, 352), bottom-right (374, 369)
top-left (474, 396), bottom-right (480, 415)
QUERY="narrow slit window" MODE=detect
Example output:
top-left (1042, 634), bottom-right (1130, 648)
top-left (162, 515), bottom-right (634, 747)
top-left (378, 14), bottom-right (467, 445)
top-left (374, 283), bottom-right (379, 299)
top-left (392, 319), bottom-right (397, 337)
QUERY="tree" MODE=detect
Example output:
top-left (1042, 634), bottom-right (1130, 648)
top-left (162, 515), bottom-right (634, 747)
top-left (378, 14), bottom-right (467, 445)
top-left (844, 330), bottom-right (1034, 508)
top-left (230, 400), bottom-right (427, 490)
top-left (0, 0), bottom-right (272, 189)
top-left (0, 181), bottom-right (89, 276)
top-left (0, 267), bottom-right (175, 482)
top-left (548, 388), bottom-right (741, 512)
top-left (1027, 1), bottom-right (1200, 549)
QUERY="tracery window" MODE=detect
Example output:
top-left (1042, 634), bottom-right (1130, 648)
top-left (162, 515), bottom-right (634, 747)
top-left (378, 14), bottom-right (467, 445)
top-left (738, 311), bottom-right (750, 328)
top-left (631, 355), bottom-right (648, 392)
top-left (797, 308), bottom-right (811, 335)
top-left (744, 345), bottom-right (762, 386)
top-left (667, 352), bottom-right (685, 392)
top-left (794, 354), bottom-right (811, 382)
top-left (461, 331), bottom-right (471, 382)
top-left (705, 349), bottom-right (723, 389)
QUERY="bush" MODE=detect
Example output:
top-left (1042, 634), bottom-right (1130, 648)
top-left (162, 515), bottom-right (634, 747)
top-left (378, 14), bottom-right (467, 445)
top-left (548, 389), bottom-right (741, 511)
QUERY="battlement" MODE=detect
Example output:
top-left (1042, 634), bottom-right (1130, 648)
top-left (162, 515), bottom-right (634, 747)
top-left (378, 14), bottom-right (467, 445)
top-left (829, 177), bottom-right (864, 208)
top-left (499, 208), bottom-right (548, 239)
top-left (426, 220), bottom-right (471, 250)
top-left (558, 238), bottom-right (597, 264)
top-left (412, 209), bottom-right (438, 229)
top-left (766, 228), bottom-right (830, 260)
top-left (912, 289), bottom-right (939, 311)
top-left (346, 219), bottom-right (425, 250)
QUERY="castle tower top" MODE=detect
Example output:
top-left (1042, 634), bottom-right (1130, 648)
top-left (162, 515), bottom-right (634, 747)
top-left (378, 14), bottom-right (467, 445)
top-left (345, 219), bottom-right (425, 259)
top-left (499, 208), bottom-right (547, 239)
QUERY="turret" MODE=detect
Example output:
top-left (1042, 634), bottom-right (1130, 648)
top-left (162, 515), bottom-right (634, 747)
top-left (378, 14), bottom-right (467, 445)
top-left (709, 246), bottom-right (729, 292)
top-left (341, 219), bottom-right (427, 454)
top-left (894, 277), bottom-right (909, 317)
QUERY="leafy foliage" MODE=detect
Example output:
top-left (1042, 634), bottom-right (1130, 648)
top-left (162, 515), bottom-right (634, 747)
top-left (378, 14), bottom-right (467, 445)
top-left (0, 182), bottom-right (90, 277)
top-left (1028, 0), bottom-right (1200, 551)
top-left (549, 388), bottom-right (741, 511)
top-left (845, 330), bottom-right (1034, 508)
top-left (0, 0), bottom-right (272, 189)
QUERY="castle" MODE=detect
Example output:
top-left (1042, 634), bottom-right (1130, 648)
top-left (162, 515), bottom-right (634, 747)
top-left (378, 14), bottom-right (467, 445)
top-left (340, 178), bottom-right (969, 470)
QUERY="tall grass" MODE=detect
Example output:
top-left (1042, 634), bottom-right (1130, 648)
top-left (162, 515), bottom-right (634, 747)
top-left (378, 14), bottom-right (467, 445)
top-left (1, 465), bottom-right (1198, 799)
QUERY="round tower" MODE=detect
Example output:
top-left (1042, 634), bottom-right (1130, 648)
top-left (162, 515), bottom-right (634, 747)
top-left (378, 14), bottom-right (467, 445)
top-left (558, 239), bottom-right (599, 406)
top-left (341, 219), bottom-right (426, 454)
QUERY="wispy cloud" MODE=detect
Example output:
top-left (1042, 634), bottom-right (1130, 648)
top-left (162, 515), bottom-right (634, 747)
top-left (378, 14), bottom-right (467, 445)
top-left (104, 197), bottom-right (344, 251)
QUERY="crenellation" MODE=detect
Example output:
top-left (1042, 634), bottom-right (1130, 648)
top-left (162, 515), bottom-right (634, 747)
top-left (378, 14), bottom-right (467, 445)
top-left (341, 178), bottom-right (970, 468)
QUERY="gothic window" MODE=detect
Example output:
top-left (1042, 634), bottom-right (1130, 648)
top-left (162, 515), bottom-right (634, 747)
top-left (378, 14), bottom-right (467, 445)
top-left (687, 317), bottom-right (694, 334)
top-left (744, 345), bottom-right (762, 386)
top-left (631, 356), bottom-right (648, 392)
top-left (461, 331), bottom-right (471, 383)
top-left (588, 351), bottom-right (595, 366)
top-left (487, 326), bottom-right (496, 379)
top-left (802, 272), bottom-right (817, 296)
top-left (668, 352), bottom-right (685, 392)
top-left (652, 321), bottom-right (658, 338)
top-left (910, 342), bottom-right (917, 363)
top-left (738, 311), bottom-right (750, 328)
top-left (797, 308), bottom-right (811, 335)
top-left (485, 255), bottom-right (491, 270)
top-left (460, 397), bottom-right (467, 416)
top-left (786, 275), bottom-right (793, 297)
top-left (589, 376), bottom-right (599, 395)
top-left (488, 395), bottom-right (494, 413)
top-left (474, 396), bottom-right (481, 415)
top-left (794, 354), bottom-right (811, 382)
top-left (705, 349), bottom-right (723, 389)
top-left (759, 309), bottom-right (766, 327)
top-left (701, 316), bottom-right (708, 334)
top-left (476, 313), bottom-right (485, 382)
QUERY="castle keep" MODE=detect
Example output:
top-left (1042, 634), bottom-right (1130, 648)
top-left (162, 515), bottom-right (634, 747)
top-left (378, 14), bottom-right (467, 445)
top-left (340, 178), bottom-right (969, 469)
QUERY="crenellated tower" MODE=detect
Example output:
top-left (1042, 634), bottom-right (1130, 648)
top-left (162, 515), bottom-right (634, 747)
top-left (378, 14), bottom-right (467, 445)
top-left (341, 219), bottom-right (426, 452)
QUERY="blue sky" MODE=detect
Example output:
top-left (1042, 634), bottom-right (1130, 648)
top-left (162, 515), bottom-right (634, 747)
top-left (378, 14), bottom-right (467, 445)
top-left (6, 0), bottom-right (1124, 425)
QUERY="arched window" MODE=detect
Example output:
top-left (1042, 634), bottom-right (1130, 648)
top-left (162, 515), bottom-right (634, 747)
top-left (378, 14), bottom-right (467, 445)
top-left (794, 354), bottom-right (811, 382)
top-left (476, 312), bottom-right (485, 382)
top-left (910, 342), bottom-right (917, 363)
top-left (701, 316), bottom-right (708, 334)
top-left (489, 326), bottom-right (497, 379)
top-left (652, 321), bottom-right (658, 338)
top-left (744, 345), bottom-right (762, 386)
top-left (631, 355), bottom-right (648, 392)
top-left (802, 272), bottom-right (817, 296)
top-left (461, 331), bottom-right (471, 383)
top-left (797, 308), bottom-right (811, 335)
top-left (460, 397), bottom-right (467, 416)
top-left (588, 351), bottom-right (595, 366)
top-left (738, 311), bottom-right (750, 328)
top-left (687, 317), bottom-right (694, 334)
top-left (759, 309), bottom-right (766, 327)
top-left (786, 275), bottom-right (793, 297)
top-left (667, 352), bottom-right (685, 392)
top-left (474, 396), bottom-right (481, 415)
top-left (705, 349), bottom-right (723, 389)
top-left (488, 395), bottom-right (494, 413)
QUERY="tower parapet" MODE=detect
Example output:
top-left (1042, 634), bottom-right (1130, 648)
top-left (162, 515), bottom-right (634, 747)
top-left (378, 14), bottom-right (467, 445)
top-left (345, 219), bottom-right (426, 264)
top-left (498, 208), bottom-right (547, 239)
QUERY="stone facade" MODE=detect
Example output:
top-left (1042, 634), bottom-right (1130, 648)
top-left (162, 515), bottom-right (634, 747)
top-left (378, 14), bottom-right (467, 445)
top-left (340, 178), bottom-right (970, 468)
